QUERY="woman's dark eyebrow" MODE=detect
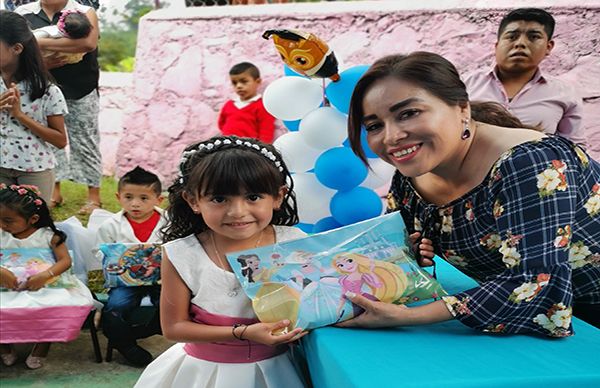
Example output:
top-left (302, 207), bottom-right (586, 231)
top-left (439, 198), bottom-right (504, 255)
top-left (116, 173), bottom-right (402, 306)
top-left (362, 97), bottom-right (423, 122)
top-left (389, 98), bottom-right (422, 113)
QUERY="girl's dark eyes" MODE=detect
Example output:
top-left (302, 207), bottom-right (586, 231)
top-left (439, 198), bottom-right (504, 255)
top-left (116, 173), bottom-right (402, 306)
top-left (247, 194), bottom-right (262, 201)
top-left (210, 196), bottom-right (226, 203)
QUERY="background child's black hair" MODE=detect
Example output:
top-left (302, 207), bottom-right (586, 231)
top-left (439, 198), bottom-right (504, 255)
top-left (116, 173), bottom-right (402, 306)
top-left (0, 187), bottom-right (67, 246)
top-left (63, 11), bottom-right (92, 39)
top-left (229, 62), bottom-right (260, 79)
top-left (118, 166), bottom-right (162, 195)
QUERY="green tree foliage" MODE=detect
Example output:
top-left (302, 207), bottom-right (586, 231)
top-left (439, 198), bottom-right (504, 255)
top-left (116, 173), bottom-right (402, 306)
top-left (98, 0), bottom-right (157, 72)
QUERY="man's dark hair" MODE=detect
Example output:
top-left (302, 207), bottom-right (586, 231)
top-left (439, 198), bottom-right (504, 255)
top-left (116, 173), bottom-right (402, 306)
top-left (229, 62), bottom-right (260, 79)
top-left (118, 166), bottom-right (162, 195)
top-left (498, 8), bottom-right (555, 40)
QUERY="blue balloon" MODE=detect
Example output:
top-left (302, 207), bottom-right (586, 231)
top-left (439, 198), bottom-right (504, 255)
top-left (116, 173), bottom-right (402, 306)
top-left (325, 65), bottom-right (370, 114)
top-left (312, 217), bottom-right (342, 233)
top-left (342, 127), bottom-right (378, 158)
top-left (330, 187), bottom-right (383, 225)
top-left (283, 119), bottom-right (301, 132)
top-left (296, 222), bottom-right (314, 234)
top-left (314, 147), bottom-right (367, 191)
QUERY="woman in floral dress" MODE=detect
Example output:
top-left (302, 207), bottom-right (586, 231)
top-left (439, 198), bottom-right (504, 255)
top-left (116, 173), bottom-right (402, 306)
top-left (338, 52), bottom-right (599, 337)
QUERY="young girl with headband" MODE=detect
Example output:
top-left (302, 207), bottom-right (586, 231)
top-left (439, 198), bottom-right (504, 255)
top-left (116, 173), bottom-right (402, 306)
top-left (135, 136), bottom-right (308, 388)
top-left (0, 184), bottom-right (94, 369)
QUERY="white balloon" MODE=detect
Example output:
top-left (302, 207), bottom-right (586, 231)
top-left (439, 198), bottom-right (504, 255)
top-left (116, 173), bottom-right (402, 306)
top-left (299, 107), bottom-right (348, 150)
top-left (292, 172), bottom-right (336, 224)
top-left (361, 158), bottom-right (397, 190)
top-left (273, 132), bottom-right (323, 173)
top-left (263, 77), bottom-right (324, 121)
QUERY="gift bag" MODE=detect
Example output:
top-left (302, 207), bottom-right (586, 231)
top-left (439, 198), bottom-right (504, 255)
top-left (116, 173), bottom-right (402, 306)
top-left (99, 243), bottom-right (162, 288)
top-left (227, 212), bottom-right (447, 330)
top-left (0, 248), bottom-right (79, 290)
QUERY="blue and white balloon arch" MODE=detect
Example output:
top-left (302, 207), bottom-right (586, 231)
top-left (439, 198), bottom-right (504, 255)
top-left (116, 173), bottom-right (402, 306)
top-left (265, 65), bottom-right (396, 233)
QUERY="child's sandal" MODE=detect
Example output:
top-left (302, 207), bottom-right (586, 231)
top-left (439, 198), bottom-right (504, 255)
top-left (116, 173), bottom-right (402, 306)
top-left (25, 355), bottom-right (45, 369)
top-left (77, 201), bottom-right (102, 215)
top-left (0, 349), bottom-right (17, 367)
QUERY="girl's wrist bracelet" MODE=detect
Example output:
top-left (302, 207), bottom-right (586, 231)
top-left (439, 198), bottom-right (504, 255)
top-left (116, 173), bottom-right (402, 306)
top-left (232, 324), bottom-right (246, 341)
top-left (47, 268), bottom-right (55, 277)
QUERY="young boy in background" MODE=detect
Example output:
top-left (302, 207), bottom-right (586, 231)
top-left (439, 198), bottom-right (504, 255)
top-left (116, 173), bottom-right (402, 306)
top-left (96, 166), bottom-right (166, 366)
top-left (218, 62), bottom-right (276, 143)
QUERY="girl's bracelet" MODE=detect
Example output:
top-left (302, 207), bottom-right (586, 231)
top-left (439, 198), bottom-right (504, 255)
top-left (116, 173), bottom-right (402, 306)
top-left (47, 268), bottom-right (55, 277)
top-left (232, 324), bottom-right (246, 341)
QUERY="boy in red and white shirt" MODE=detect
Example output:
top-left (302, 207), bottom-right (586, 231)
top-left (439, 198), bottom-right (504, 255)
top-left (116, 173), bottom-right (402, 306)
top-left (95, 166), bottom-right (166, 366)
top-left (218, 62), bottom-right (276, 143)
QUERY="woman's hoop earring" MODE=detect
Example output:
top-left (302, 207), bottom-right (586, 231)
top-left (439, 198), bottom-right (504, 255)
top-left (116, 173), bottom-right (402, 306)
top-left (461, 119), bottom-right (471, 140)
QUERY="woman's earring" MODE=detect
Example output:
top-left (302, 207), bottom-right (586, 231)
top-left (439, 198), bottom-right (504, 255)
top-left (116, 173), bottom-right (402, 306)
top-left (461, 119), bottom-right (471, 140)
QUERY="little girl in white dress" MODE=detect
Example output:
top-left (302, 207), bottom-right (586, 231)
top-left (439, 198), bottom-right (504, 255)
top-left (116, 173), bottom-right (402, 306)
top-left (135, 136), bottom-right (308, 388)
top-left (0, 184), bottom-right (94, 369)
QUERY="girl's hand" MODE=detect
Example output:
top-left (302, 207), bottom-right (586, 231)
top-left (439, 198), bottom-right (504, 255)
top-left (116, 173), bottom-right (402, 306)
top-left (335, 292), bottom-right (408, 328)
top-left (22, 271), bottom-right (51, 291)
top-left (5, 85), bottom-right (23, 120)
top-left (0, 267), bottom-right (19, 290)
top-left (242, 320), bottom-right (307, 346)
top-left (0, 89), bottom-right (15, 112)
top-left (408, 232), bottom-right (435, 267)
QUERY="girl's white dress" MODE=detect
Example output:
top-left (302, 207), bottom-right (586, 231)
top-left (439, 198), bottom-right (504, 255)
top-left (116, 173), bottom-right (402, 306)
top-left (134, 226), bottom-right (307, 388)
top-left (0, 228), bottom-right (95, 343)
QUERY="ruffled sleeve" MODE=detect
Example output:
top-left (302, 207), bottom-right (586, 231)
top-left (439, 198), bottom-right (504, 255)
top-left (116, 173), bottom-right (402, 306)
top-left (42, 84), bottom-right (69, 117)
top-left (443, 143), bottom-right (581, 337)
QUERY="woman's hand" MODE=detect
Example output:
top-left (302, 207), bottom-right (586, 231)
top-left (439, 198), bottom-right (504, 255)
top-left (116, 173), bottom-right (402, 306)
top-left (409, 232), bottom-right (435, 267)
top-left (335, 292), bottom-right (408, 328)
top-left (43, 52), bottom-right (71, 70)
top-left (336, 293), bottom-right (453, 328)
top-left (0, 267), bottom-right (19, 290)
top-left (22, 271), bottom-right (51, 291)
top-left (242, 320), bottom-right (307, 346)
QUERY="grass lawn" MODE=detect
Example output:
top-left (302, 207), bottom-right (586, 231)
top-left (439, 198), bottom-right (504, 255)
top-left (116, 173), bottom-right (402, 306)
top-left (51, 176), bottom-right (122, 225)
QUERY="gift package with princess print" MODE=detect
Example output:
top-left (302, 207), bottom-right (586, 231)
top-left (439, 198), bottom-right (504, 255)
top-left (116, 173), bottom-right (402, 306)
top-left (0, 248), bottom-right (79, 290)
top-left (227, 212), bottom-right (447, 330)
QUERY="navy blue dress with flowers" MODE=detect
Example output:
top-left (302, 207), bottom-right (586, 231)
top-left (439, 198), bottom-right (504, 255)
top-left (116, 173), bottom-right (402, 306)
top-left (387, 136), bottom-right (600, 337)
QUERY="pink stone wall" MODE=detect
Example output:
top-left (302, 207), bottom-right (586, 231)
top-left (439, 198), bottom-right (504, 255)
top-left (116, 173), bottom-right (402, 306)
top-left (116, 0), bottom-right (600, 182)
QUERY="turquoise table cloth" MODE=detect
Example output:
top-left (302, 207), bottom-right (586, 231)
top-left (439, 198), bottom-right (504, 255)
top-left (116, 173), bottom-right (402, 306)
top-left (303, 258), bottom-right (600, 388)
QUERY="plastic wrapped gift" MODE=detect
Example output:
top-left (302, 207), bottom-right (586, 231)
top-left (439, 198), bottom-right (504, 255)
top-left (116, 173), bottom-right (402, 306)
top-left (0, 248), bottom-right (79, 290)
top-left (98, 243), bottom-right (162, 287)
top-left (227, 212), bottom-right (447, 330)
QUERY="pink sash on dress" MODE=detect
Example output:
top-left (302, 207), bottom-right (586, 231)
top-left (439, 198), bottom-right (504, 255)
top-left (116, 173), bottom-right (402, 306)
top-left (183, 304), bottom-right (287, 363)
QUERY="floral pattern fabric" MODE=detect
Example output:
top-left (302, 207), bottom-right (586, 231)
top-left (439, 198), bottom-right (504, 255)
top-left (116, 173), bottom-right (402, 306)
top-left (388, 136), bottom-right (600, 337)
top-left (0, 81), bottom-right (68, 172)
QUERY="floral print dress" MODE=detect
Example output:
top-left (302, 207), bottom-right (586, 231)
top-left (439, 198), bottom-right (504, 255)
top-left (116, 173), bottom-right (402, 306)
top-left (0, 80), bottom-right (67, 172)
top-left (387, 136), bottom-right (600, 337)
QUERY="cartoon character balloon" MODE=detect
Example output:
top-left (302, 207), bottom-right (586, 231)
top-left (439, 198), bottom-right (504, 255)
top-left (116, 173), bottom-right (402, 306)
top-left (262, 29), bottom-right (340, 82)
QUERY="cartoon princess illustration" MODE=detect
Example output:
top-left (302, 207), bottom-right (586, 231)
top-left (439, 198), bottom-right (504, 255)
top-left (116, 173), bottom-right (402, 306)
top-left (332, 253), bottom-right (408, 319)
top-left (236, 254), bottom-right (277, 283)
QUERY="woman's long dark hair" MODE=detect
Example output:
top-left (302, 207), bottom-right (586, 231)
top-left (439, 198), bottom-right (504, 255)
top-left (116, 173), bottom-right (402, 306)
top-left (347, 52), bottom-right (538, 164)
top-left (0, 185), bottom-right (66, 246)
top-left (0, 10), bottom-right (51, 101)
top-left (162, 136), bottom-right (299, 242)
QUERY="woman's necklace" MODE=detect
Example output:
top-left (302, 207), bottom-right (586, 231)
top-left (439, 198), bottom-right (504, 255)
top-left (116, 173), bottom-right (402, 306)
top-left (210, 229), bottom-right (265, 297)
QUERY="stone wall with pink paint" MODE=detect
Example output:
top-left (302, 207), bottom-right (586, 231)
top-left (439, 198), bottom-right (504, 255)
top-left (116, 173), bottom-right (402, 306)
top-left (116, 0), bottom-right (600, 181)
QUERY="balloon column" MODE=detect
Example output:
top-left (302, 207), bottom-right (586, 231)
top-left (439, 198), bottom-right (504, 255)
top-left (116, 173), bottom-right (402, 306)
top-left (263, 29), bottom-right (396, 233)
